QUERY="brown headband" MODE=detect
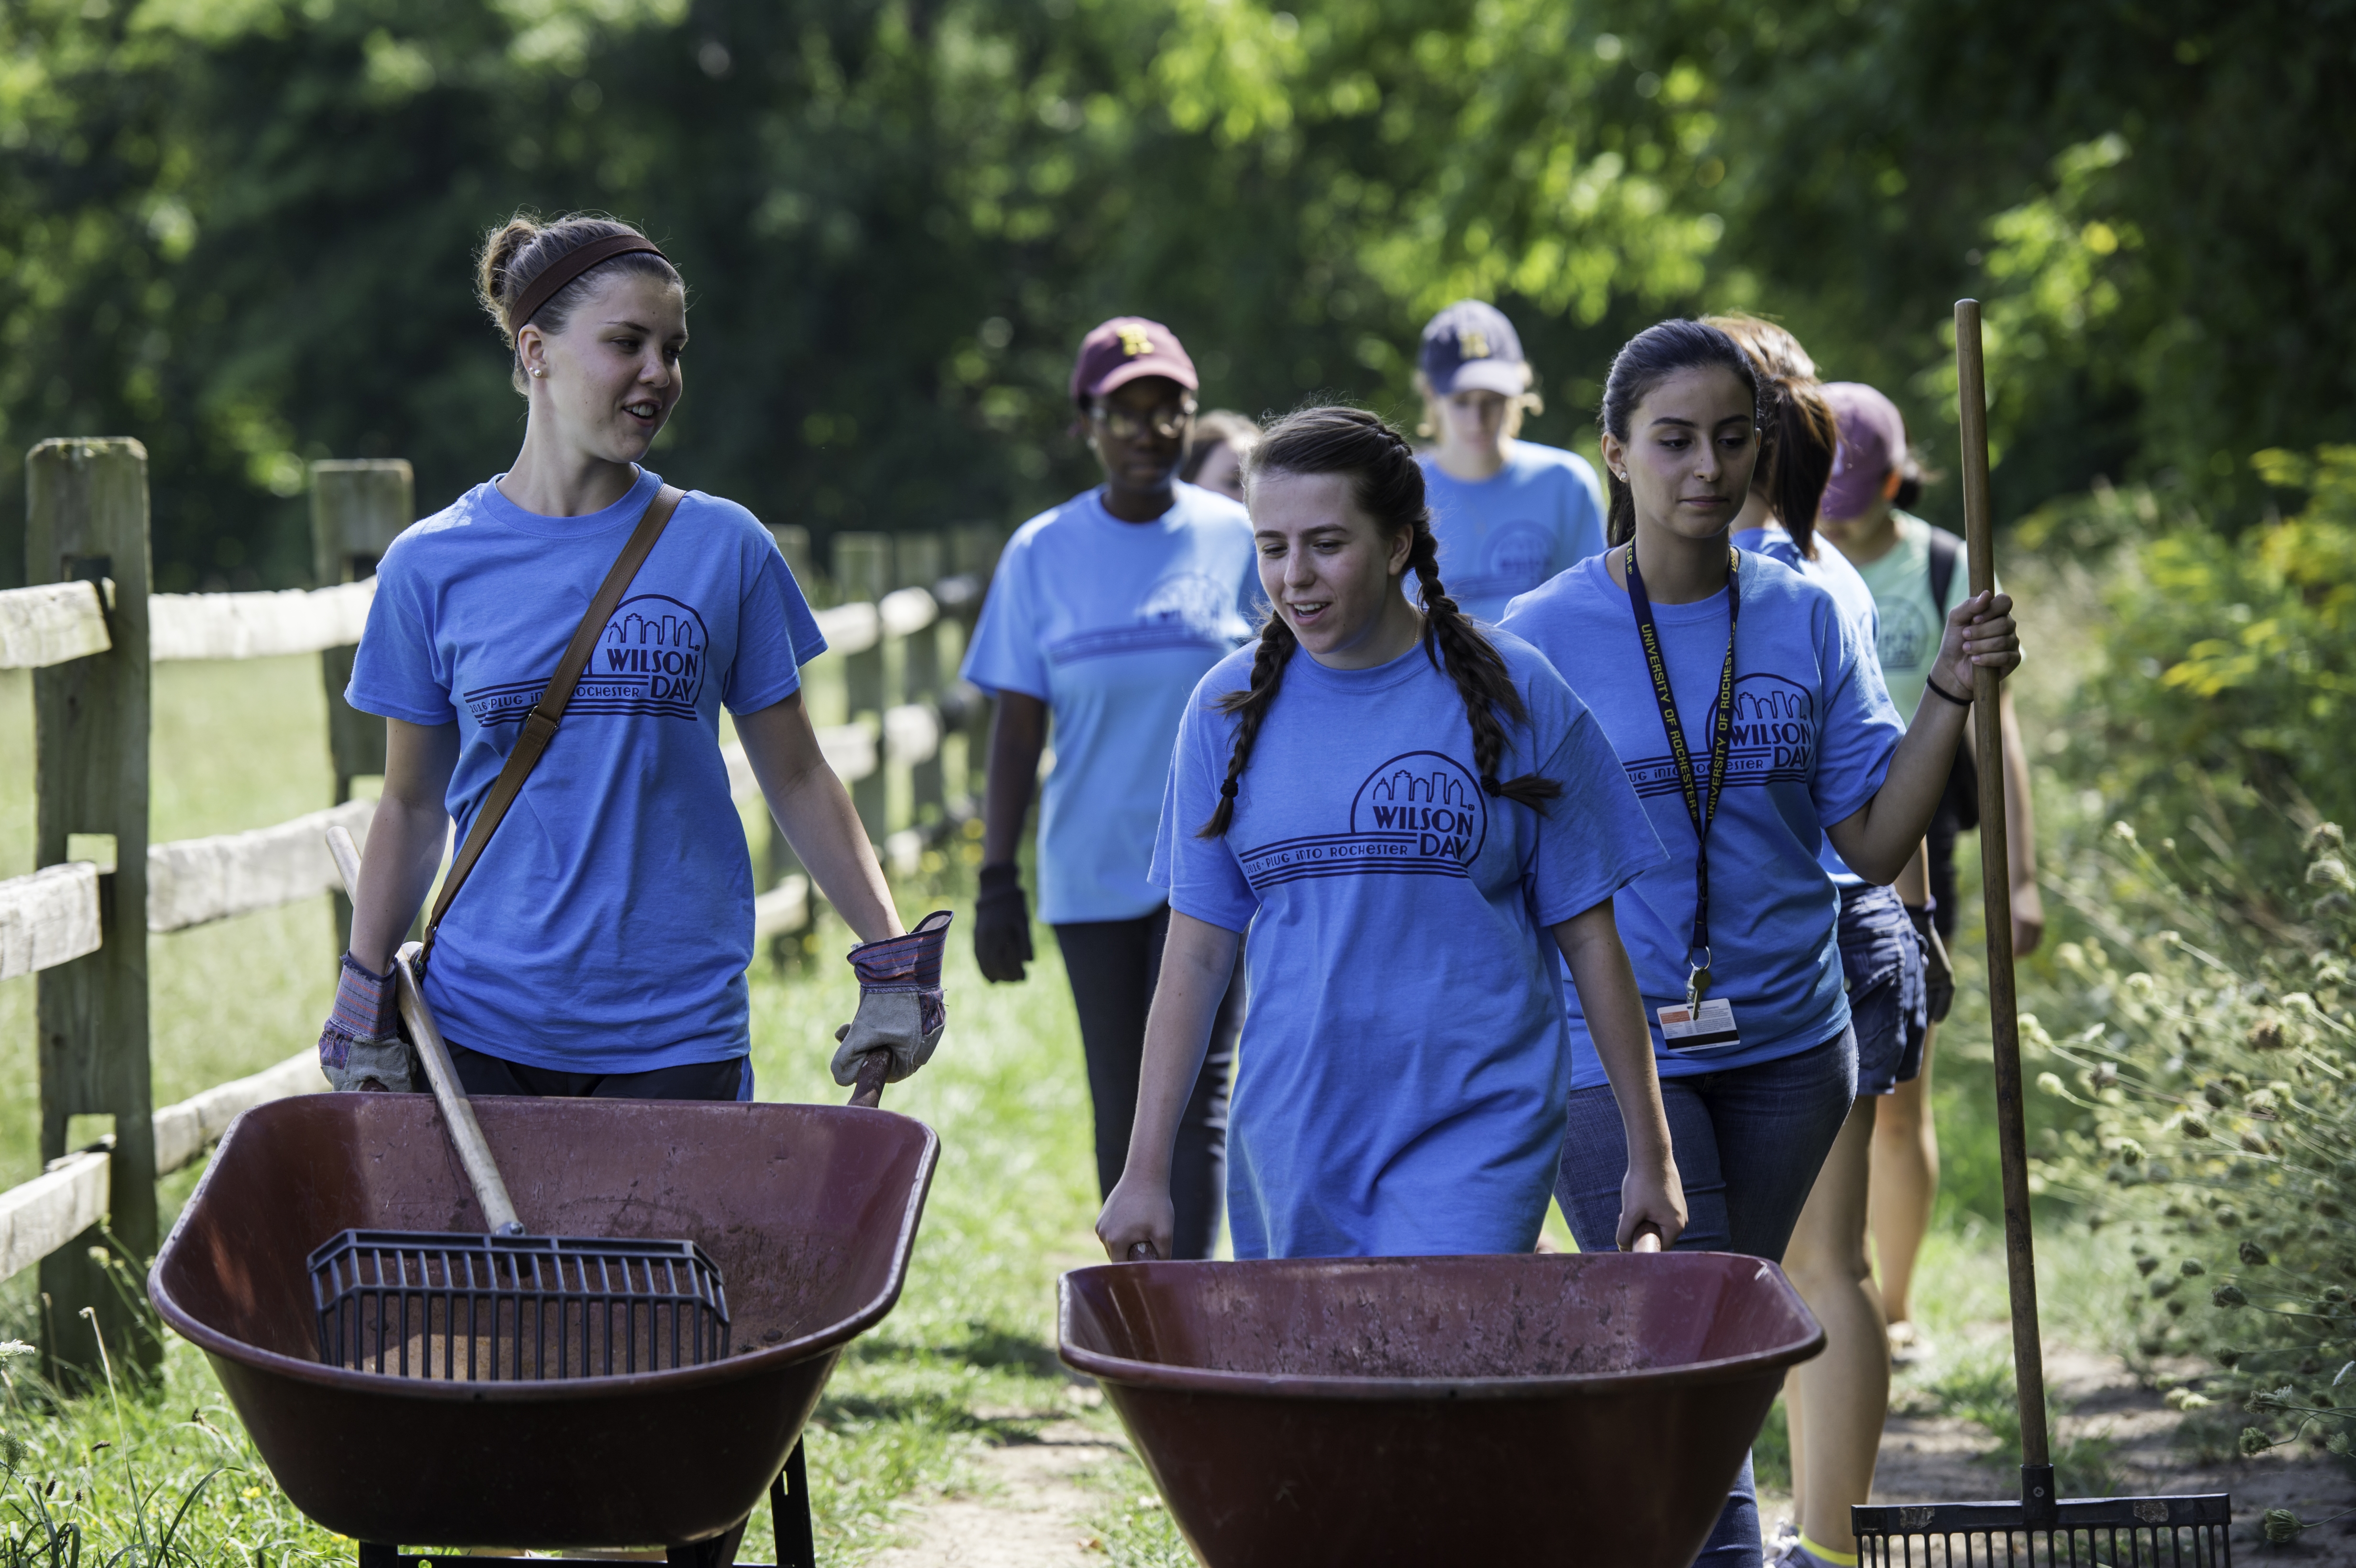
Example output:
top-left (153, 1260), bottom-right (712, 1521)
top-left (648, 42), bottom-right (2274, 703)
top-left (506, 233), bottom-right (670, 334)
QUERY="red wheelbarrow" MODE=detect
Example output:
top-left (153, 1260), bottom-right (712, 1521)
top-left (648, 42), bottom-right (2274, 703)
top-left (1061, 1252), bottom-right (1824, 1567)
top-left (149, 1091), bottom-right (936, 1565)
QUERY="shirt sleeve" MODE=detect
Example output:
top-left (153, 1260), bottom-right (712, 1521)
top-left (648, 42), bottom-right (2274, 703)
top-left (723, 525), bottom-right (823, 716)
top-left (1811, 594), bottom-right (1907, 828)
top-left (1522, 699), bottom-right (1668, 927)
top-left (345, 537), bottom-right (457, 726)
top-left (1149, 681), bottom-right (1259, 933)
top-left (959, 533), bottom-right (1050, 701)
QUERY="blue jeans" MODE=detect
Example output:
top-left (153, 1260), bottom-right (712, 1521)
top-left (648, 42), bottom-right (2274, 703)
top-left (1840, 882), bottom-right (1927, 1097)
top-left (1556, 1033), bottom-right (1857, 1568)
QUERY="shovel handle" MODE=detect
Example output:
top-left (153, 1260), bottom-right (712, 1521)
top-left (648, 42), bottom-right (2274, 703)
top-left (327, 826), bottom-right (526, 1238)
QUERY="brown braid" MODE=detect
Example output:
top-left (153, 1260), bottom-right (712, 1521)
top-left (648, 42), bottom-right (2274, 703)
top-left (1195, 610), bottom-right (1298, 837)
top-left (1194, 404), bottom-right (1559, 838)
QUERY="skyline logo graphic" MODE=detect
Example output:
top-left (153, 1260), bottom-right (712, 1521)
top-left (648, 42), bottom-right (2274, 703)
top-left (1236, 750), bottom-right (1492, 891)
top-left (463, 592), bottom-right (709, 727)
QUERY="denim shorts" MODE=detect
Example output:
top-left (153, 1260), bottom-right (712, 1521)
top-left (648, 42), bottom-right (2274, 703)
top-left (1840, 882), bottom-right (1928, 1097)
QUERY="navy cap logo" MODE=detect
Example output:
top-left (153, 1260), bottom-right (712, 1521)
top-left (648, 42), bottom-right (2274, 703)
top-left (1461, 329), bottom-right (1491, 359)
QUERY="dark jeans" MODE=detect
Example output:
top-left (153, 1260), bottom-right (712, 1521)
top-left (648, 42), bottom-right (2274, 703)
top-left (1055, 905), bottom-right (1243, 1261)
top-left (449, 1042), bottom-right (753, 1102)
top-left (1556, 1033), bottom-right (1858, 1568)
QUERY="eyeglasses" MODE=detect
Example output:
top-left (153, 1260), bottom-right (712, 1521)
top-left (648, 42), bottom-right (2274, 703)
top-left (1091, 399), bottom-right (1196, 440)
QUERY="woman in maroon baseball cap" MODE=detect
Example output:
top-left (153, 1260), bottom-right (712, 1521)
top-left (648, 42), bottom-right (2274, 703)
top-left (958, 317), bottom-right (1259, 1259)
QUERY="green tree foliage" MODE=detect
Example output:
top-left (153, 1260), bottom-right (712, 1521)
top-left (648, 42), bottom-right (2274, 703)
top-left (1, 0), bottom-right (2347, 587)
top-left (2041, 448), bottom-right (2356, 904)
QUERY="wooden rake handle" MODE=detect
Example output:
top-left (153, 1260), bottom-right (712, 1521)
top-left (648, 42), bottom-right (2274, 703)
top-left (327, 825), bottom-right (526, 1237)
top-left (1955, 301), bottom-right (2056, 1505)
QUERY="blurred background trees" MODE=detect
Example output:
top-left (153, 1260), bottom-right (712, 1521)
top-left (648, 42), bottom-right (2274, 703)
top-left (2, 0), bottom-right (2347, 590)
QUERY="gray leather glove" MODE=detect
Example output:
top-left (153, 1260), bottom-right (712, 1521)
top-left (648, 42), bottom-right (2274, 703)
top-left (318, 952), bottom-right (417, 1092)
top-left (831, 911), bottom-right (953, 1086)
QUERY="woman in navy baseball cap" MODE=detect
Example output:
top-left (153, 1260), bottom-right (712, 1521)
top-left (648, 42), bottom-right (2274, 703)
top-left (959, 317), bottom-right (1257, 1258)
top-left (1412, 300), bottom-right (1611, 622)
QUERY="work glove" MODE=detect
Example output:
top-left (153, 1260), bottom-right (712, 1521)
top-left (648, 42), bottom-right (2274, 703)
top-left (973, 862), bottom-right (1033, 983)
top-left (1906, 903), bottom-right (1956, 1024)
top-left (318, 952), bottom-right (418, 1092)
top-left (832, 910), bottom-right (954, 1086)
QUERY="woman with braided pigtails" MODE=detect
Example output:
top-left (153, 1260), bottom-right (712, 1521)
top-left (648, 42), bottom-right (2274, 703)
top-left (1096, 406), bottom-right (1684, 1263)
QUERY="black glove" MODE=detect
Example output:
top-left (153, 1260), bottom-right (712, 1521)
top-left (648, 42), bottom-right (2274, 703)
top-left (974, 862), bottom-right (1034, 983)
top-left (1906, 902), bottom-right (1956, 1024)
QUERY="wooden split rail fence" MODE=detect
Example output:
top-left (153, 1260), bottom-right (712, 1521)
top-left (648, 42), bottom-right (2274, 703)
top-left (0, 438), bottom-right (999, 1383)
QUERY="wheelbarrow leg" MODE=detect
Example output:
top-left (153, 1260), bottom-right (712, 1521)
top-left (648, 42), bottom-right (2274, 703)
top-left (774, 1438), bottom-right (816, 1568)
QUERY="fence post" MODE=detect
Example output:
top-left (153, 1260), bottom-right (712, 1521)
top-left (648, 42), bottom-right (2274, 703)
top-left (833, 533), bottom-right (892, 845)
top-left (28, 438), bottom-right (158, 1388)
top-left (896, 533), bottom-right (945, 830)
top-left (311, 460), bottom-right (413, 952)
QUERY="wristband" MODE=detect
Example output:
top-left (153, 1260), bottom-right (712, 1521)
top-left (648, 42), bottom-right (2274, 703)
top-left (1924, 672), bottom-right (1974, 708)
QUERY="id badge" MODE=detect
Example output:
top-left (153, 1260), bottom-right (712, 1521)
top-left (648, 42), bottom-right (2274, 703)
top-left (1658, 998), bottom-right (1741, 1052)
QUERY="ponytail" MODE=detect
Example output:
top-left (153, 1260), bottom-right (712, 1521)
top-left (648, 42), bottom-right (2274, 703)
top-left (1196, 405), bottom-right (1560, 837)
top-left (1704, 313), bottom-right (1836, 557)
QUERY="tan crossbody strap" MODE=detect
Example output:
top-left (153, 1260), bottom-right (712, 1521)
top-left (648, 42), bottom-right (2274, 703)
top-left (422, 484), bottom-right (685, 957)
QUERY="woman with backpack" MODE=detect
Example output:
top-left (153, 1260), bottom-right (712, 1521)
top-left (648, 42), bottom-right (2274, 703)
top-left (320, 213), bottom-right (945, 1105)
top-left (1095, 405), bottom-right (1683, 1264)
top-left (1499, 320), bottom-right (2020, 1567)
top-left (1811, 381), bottom-right (2044, 1360)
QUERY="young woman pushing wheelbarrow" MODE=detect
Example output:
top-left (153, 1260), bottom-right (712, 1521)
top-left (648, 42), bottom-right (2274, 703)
top-left (1094, 404), bottom-right (1685, 1263)
top-left (317, 211), bottom-right (945, 1105)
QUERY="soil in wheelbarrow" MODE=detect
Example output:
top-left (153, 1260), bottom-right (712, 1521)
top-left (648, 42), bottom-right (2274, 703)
top-left (149, 1092), bottom-right (938, 1553)
top-left (1061, 1251), bottom-right (1824, 1568)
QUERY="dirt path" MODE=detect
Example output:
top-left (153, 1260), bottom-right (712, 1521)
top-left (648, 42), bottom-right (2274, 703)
top-left (866, 1418), bottom-right (1129, 1568)
top-left (872, 1348), bottom-right (2356, 1565)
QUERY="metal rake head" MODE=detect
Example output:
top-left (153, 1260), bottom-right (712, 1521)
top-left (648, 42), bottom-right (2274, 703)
top-left (1852, 1494), bottom-right (2232, 1566)
top-left (308, 1228), bottom-right (731, 1381)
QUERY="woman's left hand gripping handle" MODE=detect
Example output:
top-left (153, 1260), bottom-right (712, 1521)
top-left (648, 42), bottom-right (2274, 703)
top-left (318, 827), bottom-right (418, 1092)
top-left (834, 911), bottom-right (956, 1104)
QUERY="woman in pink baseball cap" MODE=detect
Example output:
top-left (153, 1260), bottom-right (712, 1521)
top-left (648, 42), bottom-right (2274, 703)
top-left (1811, 382), bottom-right (2045, 1372)
top-left (959, 317), bottom-right (1260, 1258)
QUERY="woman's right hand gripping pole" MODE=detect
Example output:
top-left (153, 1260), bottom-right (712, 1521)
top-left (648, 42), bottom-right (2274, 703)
top-left (1097, 912), bottom-right (1241, 1262)
top-left (1553, 898), bottom-right (1687, 1252)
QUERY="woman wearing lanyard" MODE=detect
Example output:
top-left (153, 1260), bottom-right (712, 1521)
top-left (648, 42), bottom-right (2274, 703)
top-left (1096, 405), bottom-right (1681, 1263)
top-left (1500, 319), bottom-right (2018, 1568)
top-left (963, 318), bottom-right (1255, 1261)
top-left (1711, 317), bottom-right (1926, 1568)
top-left (1413, 301), bottom-right (1609, 622)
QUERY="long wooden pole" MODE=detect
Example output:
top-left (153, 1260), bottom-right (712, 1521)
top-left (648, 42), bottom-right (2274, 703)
top-left (1954, 300), bottom-right (2055, 1523)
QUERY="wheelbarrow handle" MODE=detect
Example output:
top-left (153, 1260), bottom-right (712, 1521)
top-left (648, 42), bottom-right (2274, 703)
top-left (327, 826), bottom-right (527, 1238)
top-left (848, 1049), bottom-right (892, 1110)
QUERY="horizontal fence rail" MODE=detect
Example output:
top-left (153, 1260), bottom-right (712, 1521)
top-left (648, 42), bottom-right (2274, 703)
top-left (5, 446), bottom-right (1004, 1377)
top-left (0, 580), bottom-right (111, 670)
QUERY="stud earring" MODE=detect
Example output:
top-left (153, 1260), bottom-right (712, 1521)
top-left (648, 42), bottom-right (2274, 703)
top-left (532, 367), bottom-right (546, 378)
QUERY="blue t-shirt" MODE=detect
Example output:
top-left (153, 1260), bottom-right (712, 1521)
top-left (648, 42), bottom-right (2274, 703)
top-left (961, 483), bottom-right (1256, 924)
top-left (1734, 521), bottom-right (1889, 890)
top-left (348, 467), bottom-right (825, 1074)
top-left (1500, 551), bottom-right (1904, 1087)
top-left (1418, 441), bottom-right (1609, 623)
top-left (1151, 632), bottom-right (1663, 1259)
